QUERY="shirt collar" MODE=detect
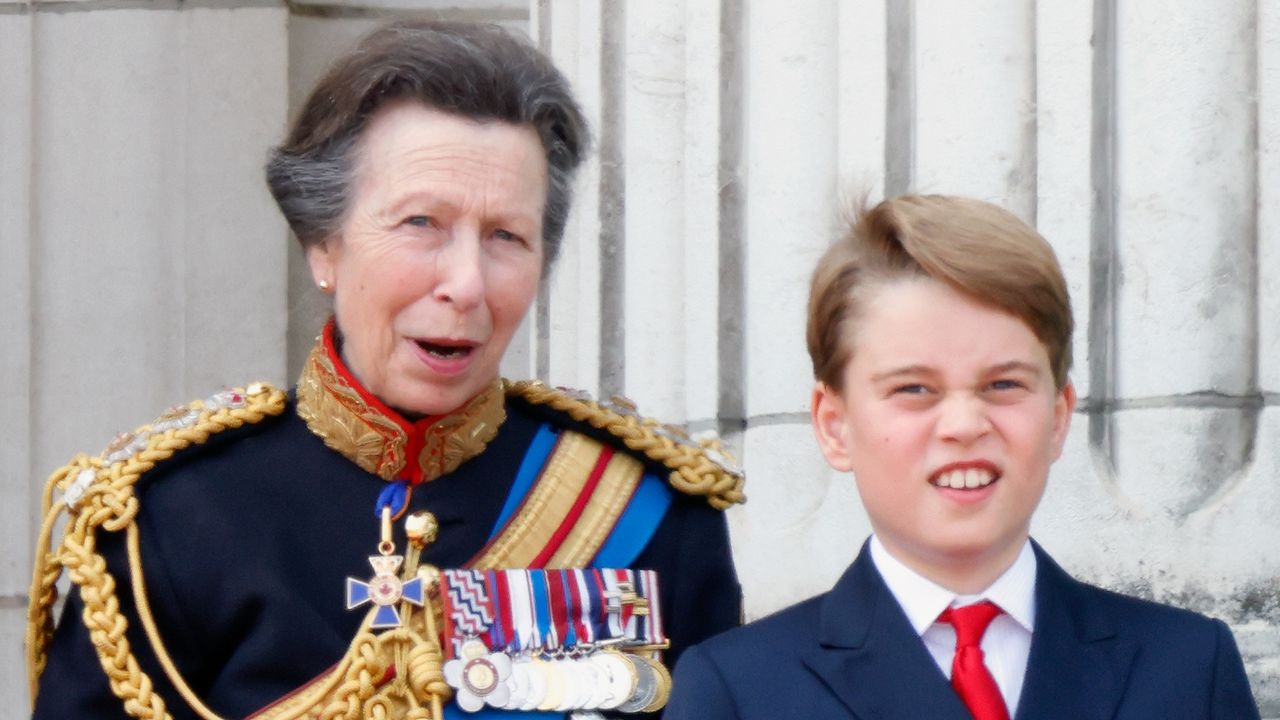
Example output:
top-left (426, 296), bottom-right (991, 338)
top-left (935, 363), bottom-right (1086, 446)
top-left (869, 535), bottom-right (1037, 636)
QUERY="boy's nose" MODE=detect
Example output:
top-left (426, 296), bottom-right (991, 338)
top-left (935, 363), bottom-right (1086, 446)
top-left (936, 394), bottom-right (992, 444)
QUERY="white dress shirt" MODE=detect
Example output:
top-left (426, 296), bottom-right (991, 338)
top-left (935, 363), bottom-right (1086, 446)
top-left (869, 536), bottom-right (1037, 717)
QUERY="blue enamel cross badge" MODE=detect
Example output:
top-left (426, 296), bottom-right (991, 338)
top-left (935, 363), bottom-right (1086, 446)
top-left (346, 555), bottom-right (425, 629)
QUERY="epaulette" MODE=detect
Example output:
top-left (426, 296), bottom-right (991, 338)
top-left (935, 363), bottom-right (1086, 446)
top-left (505, 379), bottom-right (746, 511)
top-left (25, 382), bottom-right (287, 716)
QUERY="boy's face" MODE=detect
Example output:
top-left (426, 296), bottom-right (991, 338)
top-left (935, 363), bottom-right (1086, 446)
top-left (812, 277), bottom-right (1075, 589)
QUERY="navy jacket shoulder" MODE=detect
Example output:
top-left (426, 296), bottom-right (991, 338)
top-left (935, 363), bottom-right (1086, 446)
top-left (667, 540), bottom-right (1259, 720)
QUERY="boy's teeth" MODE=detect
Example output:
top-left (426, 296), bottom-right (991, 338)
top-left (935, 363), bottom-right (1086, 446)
top-left (936, 468), bottom-right (994, 489)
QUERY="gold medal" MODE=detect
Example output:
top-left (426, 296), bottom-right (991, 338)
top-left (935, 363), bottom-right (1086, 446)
top-left (536, 657), bottom-right (566, 711)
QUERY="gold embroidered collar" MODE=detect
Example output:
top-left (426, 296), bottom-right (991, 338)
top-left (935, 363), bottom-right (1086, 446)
top-left (296, 319), bottom-right (506, 484)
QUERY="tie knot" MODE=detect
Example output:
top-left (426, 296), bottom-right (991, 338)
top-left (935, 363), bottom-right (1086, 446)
top-left (938, 600), bottom-right (1002, 647)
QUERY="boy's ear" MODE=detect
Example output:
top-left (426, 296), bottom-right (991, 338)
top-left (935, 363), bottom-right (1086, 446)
top-left (812, 382), bottom-right (855, 472)
top-left (1050, 380), bottom-right (1078, 461)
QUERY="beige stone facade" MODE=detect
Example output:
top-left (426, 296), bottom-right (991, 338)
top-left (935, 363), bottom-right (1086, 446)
top-left (6, 1), bottom-right (1278, 715)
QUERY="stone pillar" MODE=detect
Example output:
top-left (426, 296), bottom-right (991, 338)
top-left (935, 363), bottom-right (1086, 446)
top-left (6, 0), bottom-right (290, 708)
top-left (0, 4), bottom-right (35, 707)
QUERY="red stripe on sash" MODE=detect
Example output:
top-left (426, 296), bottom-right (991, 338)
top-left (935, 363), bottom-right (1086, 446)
top-left (547, 570), bottom-right (569, 649)
top-left (529, 445), bottom-right (615, 567)
top-left (468, 433), bottom-right (566, 565)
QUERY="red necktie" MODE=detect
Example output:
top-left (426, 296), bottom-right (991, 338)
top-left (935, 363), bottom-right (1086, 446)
top-left (937, 601), bottom-right (1010, 720)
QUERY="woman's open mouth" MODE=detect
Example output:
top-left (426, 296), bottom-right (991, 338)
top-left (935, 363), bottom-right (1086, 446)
top-left (416, 339), bottom-right (475, 359)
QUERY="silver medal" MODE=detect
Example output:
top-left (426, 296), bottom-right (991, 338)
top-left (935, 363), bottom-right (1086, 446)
top-left (592, 651), bottom-right (635, 711)
top-left (502, 656), bottom-right (531, 710)
top-left (520, 657), bottom-right (549, 711)
top-left (616, 653), bottom-right (658, 713)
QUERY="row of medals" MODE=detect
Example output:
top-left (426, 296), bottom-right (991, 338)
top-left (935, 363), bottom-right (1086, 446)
top-left (453, 638), bottom-right (670, 714)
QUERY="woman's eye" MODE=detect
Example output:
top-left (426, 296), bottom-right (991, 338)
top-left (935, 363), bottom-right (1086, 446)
top-left (404, 215), bottom-right (433, 228)
top-left (494, 228), bottom-right (521, 243)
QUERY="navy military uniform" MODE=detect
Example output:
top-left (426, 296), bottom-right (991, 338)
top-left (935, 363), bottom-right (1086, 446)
top-left (30, 321), bottom-right (743, 719)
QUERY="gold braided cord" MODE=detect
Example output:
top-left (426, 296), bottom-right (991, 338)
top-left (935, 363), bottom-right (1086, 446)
top-left (25, 455), bottom-right (81, 699)
top-left (506, 380), bottom-right (747, 509)
top-left (66, 525), bottom-right (170, 719)
top-left (127, 524), bottom-right (223, 720)
top-left (248, 613), bottom-right (378, 720)
top-left (25, 385), bottom-right (288, 719)
top-left (25, 498), bottom-right (65, 699)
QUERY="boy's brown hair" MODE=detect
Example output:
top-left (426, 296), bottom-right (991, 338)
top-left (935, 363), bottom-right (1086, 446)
top-left (806, 194), bottom-right (1073, 390)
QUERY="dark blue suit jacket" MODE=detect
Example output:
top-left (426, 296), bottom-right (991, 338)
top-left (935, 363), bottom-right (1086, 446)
top-left (667, 541), bottom-right (1259, 719)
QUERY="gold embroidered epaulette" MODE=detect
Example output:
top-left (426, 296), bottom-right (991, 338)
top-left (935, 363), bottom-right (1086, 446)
top-left (505, 380), bottom-right (746, 510)
top-left (25, 382), bottom-right (287, 718)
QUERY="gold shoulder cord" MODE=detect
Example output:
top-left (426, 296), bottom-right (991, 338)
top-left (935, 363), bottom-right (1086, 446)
top-left (505, 380), bottom-right (747, 510)
top-left (26, 383), bottom-right (288, 720)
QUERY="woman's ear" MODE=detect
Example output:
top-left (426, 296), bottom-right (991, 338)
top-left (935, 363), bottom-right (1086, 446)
top-left (305, 239), bottom-right (337, 292)
top-left (812, 382), bottom-right (855, 472)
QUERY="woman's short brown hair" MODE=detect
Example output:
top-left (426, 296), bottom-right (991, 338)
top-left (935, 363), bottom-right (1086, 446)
top-left (265, 20), bottom-right (589, 272)
top-left (806, 194), bottom-right (1074, 390)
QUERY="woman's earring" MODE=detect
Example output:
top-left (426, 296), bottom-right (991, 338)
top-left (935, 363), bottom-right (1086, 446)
top-left (318, 279), bottom-right (332, 292)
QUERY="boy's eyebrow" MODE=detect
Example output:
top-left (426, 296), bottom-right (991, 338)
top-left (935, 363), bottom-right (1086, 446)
top-left (988, 360), bottom-right (1044, 377)
top-left (869, 365), bottom-right (935, 383)
top-left (869, 360), bottom-right (1044, 383)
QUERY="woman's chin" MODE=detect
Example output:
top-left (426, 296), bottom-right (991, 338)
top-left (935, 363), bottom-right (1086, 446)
top-left (385, 378), bottom-right (492, 419)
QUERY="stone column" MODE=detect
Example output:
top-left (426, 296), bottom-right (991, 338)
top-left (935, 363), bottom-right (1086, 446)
top-left (6, 0), bottom-right (290, 708)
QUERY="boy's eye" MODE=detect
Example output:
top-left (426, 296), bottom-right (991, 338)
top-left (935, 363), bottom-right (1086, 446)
top-left (892, 384), bottom-right (930, 396)
top-left (493, 228), bottom-right (525, 245)
top-left (987, 379), bottom-right (1026, 391)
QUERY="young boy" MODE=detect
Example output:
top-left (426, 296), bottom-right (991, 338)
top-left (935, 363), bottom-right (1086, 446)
top-left (665, 194), bottom-right (1259, 719)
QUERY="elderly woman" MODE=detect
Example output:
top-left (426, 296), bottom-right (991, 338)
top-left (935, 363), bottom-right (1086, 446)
top-left (27, 21), bottom-right (743, 720)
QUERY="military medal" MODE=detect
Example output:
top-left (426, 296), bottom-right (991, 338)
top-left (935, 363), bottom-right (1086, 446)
top-left (535, 657), bottom-right (566, 711)
top-left (520, 656), bottom-right (550, 710)
top-left (443, 638), bottom-right (513, 711)
top-left (616, 653), bottom-right (660, 713)
top-left (591, 650), bottom-right (635, 710)
top-left (561, 657), bottom-right (595, 711)
top-left (579, 656), bottom-right (613, 710)
top-left (502, 655), bottom-right (533, 709)
top-left (439, 567), bottom-right (672, 714)
top-left (345, 488), bottom-right (425, 629)
top-left (345, 554), bottom-right (425, 628)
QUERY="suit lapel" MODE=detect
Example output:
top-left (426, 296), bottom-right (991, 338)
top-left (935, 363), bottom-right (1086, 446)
top-left (1015, 542), bottom-right (1137, 720)
top-left (802, 544), bottom-right (972, 720)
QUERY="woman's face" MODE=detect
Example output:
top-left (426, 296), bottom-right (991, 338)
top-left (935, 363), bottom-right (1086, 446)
top-left (307, 101), bottom-right (547, 416)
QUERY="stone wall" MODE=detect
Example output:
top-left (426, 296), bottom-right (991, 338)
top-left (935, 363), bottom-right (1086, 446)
top-left (5, 0), bottom-right (1276, 715)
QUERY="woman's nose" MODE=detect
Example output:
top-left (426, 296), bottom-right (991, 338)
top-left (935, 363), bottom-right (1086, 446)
top-left (433, 233), bottom-right (485, 310)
